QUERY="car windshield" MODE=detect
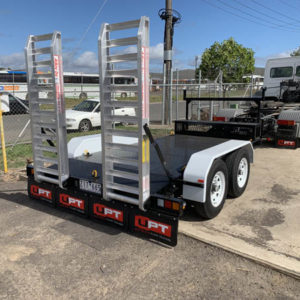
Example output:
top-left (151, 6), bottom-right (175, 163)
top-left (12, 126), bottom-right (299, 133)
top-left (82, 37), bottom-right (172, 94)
top-left (72, 100), bottom-right (98, 112)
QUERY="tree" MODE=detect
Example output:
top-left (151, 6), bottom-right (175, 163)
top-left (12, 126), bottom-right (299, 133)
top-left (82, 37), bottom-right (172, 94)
top-left (290, 47), bottom-right (300, 56)
top-left (197, 37), bottom-right (255, 83)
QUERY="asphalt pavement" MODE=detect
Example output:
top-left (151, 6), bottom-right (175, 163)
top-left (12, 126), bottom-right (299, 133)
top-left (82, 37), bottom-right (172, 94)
top-left (0, 179), bottom-right (299, 299)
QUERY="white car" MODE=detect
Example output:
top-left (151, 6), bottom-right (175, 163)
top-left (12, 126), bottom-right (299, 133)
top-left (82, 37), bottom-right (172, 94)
top-left (66, 99), bottom-right (136, 132)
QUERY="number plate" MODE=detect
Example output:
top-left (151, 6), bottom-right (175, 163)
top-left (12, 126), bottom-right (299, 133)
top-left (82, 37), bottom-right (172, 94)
top-left (79, 180), bottom-right (102, 195)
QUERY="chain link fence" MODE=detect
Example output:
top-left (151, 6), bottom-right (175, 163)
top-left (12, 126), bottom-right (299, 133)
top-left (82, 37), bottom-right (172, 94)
top-left (0, 82), bottom-right (259, 171)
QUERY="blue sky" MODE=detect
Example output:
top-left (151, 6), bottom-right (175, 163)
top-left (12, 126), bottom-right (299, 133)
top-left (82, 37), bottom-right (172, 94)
top-left (0, 0), bottom-right (300, 73)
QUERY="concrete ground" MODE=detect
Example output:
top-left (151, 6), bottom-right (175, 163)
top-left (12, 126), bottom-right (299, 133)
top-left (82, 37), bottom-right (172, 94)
top-left (0, 180), bottom-right (300, 299)
top-left (180, 146), bottom-right (300, 278)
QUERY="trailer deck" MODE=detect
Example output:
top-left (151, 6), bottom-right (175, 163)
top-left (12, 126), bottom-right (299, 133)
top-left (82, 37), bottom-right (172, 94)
top-left (68, 134), bottom-right (230, 194)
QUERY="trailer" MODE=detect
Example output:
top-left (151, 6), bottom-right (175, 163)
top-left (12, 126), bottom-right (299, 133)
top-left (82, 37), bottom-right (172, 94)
top-left (182, 88), bottom-right (300, 149)
top-left (25, 17), bottom-right (253, 246)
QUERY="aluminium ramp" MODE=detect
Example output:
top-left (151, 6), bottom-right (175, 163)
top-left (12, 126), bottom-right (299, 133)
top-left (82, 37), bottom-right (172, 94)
top-left (98, 17), bottom-right (150, 210)
top-left (25, 32), bottom-right (69, 187)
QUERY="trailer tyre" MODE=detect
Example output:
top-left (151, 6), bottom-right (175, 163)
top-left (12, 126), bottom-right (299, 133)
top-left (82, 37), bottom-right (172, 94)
top-left (195, 159), bottom-right (228, 219)
top-left (226, 148), bottom-right (250, 198)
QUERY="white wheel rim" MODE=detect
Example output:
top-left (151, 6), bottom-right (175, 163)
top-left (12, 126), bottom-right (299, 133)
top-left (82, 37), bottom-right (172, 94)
top-left (237, 157), bottom-right (248, 188)
top-left (210, 171), bottom-right (226, 207)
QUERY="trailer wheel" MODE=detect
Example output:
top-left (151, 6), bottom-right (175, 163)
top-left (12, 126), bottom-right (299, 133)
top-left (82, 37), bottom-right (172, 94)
top-left (226, 148), bottom-right (250, 198)
top-left (195, 159), bottom-right (228, 219)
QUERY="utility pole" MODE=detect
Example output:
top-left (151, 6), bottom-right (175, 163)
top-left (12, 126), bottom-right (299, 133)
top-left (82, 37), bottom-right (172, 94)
top-left (159, 1), bottom-right (181, 125)
top-left (163, 0), bottom-right (172, 125)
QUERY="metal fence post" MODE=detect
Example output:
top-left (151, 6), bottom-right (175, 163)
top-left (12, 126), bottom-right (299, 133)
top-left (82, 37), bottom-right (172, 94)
top-left (197, 70), bottom-right (201, 120)
top-left (0, 98), bottom-right (8, 173)
top-left (219, 70), bottom-right (223, 110)
top-left (250, 74), bottom-right (253, 97)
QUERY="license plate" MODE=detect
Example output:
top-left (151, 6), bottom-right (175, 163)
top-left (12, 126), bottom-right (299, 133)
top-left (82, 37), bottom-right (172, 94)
top-left (79, 180), bottom-right (102, 194)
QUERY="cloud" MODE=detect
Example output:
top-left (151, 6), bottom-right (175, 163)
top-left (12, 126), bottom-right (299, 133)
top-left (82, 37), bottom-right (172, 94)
top-left (0, 52), bottom-right (25, 70)
top-left (255, 50), bottom-right (293, 67)
top-left (150, 43), bottom-right (164, 62)
top-left (0, 43), bottom-right (185, 74)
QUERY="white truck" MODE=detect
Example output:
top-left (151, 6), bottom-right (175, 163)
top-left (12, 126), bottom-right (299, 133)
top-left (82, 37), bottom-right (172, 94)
top-left (264, 56), bottom-right (300, 102)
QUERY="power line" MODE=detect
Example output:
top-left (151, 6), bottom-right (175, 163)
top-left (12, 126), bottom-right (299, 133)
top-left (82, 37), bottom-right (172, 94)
top-left (216, 0), bottom-right (300, 31)
top-left (232, 0), bottom-right (300, 29)
top-left (77, 0), bottom-right (109, 48)
top-left (251, 0), bottom-right (300, 24)
top-left (201, 0), bottom-right (298, 32)
top-left (200, 0), bottom-right (293, 32)
top-left (277, 0), bottom-right (300, 12)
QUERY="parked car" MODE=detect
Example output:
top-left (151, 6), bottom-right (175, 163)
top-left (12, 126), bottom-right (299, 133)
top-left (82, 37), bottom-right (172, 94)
top-left (66, 99), bottom-right (136, 132)
top-left (0, 92), bottom-right (29, 115)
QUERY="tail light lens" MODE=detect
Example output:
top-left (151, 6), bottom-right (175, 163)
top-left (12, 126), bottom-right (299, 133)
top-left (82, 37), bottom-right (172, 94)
top-left (277, 120), bottom-right (295, 126)
top-left (157, 198), bottom-right (185, 211)
top-left (213, 116), bottom-right (226, 122)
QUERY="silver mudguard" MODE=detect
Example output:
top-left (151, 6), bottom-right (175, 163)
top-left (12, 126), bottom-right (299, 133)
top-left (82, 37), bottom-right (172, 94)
top-left (183, 140), bottom-right (253, 203)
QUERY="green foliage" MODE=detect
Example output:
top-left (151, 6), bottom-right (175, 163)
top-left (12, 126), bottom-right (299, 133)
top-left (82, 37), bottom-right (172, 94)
top-left (290, 47), bottom-right (300, 56)
top-left (198, 37), bottom-right (255, 83)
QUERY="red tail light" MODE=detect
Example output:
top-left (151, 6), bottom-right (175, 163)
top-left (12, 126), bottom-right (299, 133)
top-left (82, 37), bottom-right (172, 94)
top-left (277, 120), bottom-right (295, 126)
top-left (213, 116), bottom-right (226, 122)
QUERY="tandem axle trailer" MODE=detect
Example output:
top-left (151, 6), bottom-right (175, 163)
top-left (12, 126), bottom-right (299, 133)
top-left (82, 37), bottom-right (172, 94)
top-left (25, 17), bottom-right (253, 246)
top-left (181, 89), bottom-right (300, 149)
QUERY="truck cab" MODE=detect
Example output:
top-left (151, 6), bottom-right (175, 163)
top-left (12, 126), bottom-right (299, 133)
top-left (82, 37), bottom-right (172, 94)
top-left (264, 57), bottom-right (300, 101)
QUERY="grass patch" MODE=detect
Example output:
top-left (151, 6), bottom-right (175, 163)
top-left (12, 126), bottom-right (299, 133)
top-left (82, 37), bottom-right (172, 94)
top-left (0, 143), bottom-right (33, 169)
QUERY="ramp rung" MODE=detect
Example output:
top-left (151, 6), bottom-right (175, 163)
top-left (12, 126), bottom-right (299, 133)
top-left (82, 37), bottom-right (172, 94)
top-left (107, 69), bottom-right (138, 77)
top-left (34, 133), bottom-right (56, 141)
top-left (36, 156), bottom-right (58, 165)
top-left (37, 175), bottom-right (59, 185)
top-left (105, 156), bottom-right (138, 167)
top-left (31, 85), bottom-right (53, 92)
top-left (107, 37), bottom-right (138, 48)
top-left (104, 100), bottom-right (138, 108)
top-left (36, 167), bottom-right (58, 176)
top-left (105, 142), bottom-right (138, 152)
top-left (35, 145), bottom-right (57, 153)
top-left (33, 60), bottom-right (52, 67)
top-left (32, 33), bottom-right (53, 42)
top-left (33, 111), bottom-right (55, 118)
top-left (107, 182), bottom-right (139, 195)
top-left (34, 122), bottom-right (56, 129)
top-left (107, 19), bottom-right (140, 32)
top-left (107, 84), bottom-right (138, 92)
top-left (105, 115), bottom-right (138, 124)
top-left (31, 98), bottom-right (55, 105)
top-left (107, 53), bottom-right (137, 63)
top-left (34, 73), bottom-right (53, 79)
top-left (106, 192), bottom-right (139, 205)
top-left (32, 47), bottom-right (52, 55)
top-left (105, 129), bottom-right (138, 137)
top-left (106, 169), bottom-right (139, 181)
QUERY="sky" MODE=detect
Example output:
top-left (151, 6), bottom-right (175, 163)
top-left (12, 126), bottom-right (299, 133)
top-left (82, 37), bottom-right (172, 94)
top-left (0, 0), bottom-right (300, 73)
